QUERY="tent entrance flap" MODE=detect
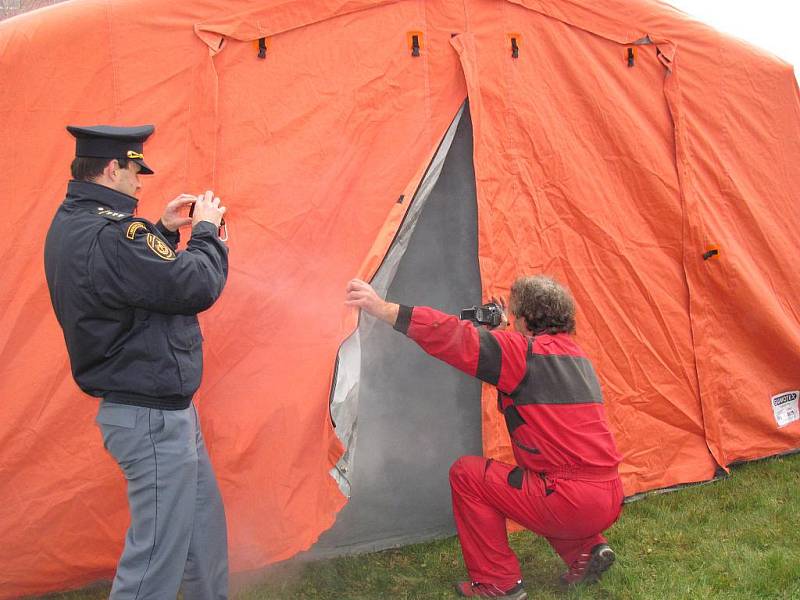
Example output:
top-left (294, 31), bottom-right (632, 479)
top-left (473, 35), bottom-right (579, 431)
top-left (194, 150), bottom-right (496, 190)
top-left (312, 101), bottom-right (482, 557)
top-left (328, 102), bottom-right (466, 496)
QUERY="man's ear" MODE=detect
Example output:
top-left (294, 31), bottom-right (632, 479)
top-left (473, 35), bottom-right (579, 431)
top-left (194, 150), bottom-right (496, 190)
top-left (104, 159), bottom-right (119, 180)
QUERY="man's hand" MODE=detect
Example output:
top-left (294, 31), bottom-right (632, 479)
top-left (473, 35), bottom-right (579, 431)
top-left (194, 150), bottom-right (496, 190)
top-left (345, 279), bottom-right (399, 325)
top-left (159, 194), bottom-right (196, 232)
top-left (490, 296), bottom-right (509, 330)
top-left (192, 190), bottom-right (227, 228)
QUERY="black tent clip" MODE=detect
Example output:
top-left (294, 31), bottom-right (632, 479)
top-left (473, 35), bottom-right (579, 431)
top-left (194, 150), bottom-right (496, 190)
top-left (258, 37), bottom-right (267, 59)
top-left (627, 47), bottom-right (635, 67)
top-left (702, 249), bottom-right (719, 260)
top-left (511, 37), bottom-right (519, 59)
top-left (411, 34), bottom-right (420, 57)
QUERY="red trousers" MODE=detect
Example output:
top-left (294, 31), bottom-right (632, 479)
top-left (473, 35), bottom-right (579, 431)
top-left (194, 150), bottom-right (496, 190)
top-left (449, 456), bottom-right (624, 589)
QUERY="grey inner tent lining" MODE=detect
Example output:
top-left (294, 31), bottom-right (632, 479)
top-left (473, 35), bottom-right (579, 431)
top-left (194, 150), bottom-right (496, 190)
top-left (308, 101), bottom-right (483, 557)
top-left (328, 103), bottom-right (467, 496)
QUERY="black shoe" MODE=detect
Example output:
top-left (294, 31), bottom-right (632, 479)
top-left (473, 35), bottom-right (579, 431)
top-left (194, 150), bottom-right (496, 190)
top-left (559, 543), bottom-right (616, 586)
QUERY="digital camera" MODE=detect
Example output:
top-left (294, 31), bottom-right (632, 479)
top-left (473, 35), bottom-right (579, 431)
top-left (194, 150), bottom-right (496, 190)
top-left (460, 302), bottom-right (503, 328)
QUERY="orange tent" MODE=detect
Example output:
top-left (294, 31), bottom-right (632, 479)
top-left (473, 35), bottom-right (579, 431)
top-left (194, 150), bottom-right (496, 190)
top-left (1, 0), bottom-right (798, 596)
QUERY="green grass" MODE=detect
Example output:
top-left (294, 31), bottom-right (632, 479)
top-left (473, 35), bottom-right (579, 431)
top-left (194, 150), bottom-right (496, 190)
top-left (38, 453), bottom-right (800, 599)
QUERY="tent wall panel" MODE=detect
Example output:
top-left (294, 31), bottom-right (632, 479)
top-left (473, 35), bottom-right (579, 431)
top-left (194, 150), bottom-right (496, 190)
top-left (451, 2), bottom-right (718, 494)
top-left (655, 13), bottom-right (800, 468)
top-left (202, 1), bottom-right (470, 572)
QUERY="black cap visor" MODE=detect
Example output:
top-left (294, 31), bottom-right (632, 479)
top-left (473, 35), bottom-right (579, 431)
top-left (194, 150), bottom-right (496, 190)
top-left (130, 157), bottom-right (154, 175)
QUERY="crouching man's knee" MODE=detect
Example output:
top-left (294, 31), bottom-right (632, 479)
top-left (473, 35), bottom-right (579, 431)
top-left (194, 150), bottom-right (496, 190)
top-left (449, 455), bottom-right (488, 491)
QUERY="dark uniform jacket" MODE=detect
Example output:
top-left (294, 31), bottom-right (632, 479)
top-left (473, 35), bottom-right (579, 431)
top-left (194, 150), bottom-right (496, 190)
top-left (44, 180), bottom-right (229, 410)
top-left (394, 305), bottom-right (622, 479)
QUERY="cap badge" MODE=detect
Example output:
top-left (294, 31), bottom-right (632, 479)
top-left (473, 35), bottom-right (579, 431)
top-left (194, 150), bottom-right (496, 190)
top-left (126, 150), bottom-right (144, 159)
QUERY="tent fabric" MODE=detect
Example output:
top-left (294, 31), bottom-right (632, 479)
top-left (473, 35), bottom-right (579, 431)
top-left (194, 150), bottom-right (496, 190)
top-left (0, 0), bottom-right (798, 596)
top-left (449, 9), bottom-right (714, 494)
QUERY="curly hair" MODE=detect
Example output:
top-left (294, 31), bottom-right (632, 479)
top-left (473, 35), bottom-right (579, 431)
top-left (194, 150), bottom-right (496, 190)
top-left (509, 275), bottom-right (576, 335)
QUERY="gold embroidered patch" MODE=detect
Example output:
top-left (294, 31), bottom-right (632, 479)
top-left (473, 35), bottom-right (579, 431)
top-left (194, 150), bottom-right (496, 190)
top-left (126, 222), bottom-right (147, 240)
top-left (146, 233), bottom-right (176, 261)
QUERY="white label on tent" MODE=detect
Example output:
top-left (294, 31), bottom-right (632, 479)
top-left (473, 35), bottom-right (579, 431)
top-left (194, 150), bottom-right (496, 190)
top-left (771, 390), bottom-right (799, 428)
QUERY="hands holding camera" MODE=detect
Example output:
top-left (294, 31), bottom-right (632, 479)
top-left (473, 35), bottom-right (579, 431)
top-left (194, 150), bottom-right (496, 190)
top-left (160, 190), bottom-right (227, 232)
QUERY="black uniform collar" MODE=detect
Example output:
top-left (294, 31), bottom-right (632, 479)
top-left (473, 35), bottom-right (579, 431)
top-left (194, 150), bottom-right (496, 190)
top-left (65, 180), bottom-right (138, 215)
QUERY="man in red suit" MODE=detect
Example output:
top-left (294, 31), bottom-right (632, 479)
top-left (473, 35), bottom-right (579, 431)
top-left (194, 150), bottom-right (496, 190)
top-left (346, 275), bottom-right (623, 599)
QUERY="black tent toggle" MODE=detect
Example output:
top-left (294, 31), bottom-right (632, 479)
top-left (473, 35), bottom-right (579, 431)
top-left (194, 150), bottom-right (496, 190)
top-left (411, 34), bottom-right (420, 57)
top-left (258, 37), bottom-right (267, 59)
top-left (511, 37), bottom-right (519, 59)
top-left (627, 47), bottom-right (635, 67)
top-left (702, 249), bottom-right (719, 260)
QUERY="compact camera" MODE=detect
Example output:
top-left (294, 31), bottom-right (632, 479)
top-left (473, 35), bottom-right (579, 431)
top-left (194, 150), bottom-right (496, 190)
top-left (188, 201), bottom-right (228, 241)
top-left (460, 302), bottom-right (504, 328)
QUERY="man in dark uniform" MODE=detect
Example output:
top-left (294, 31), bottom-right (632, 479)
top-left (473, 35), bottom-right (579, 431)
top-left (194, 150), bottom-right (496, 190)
top-left (345, 276), bottom-right (623, 599)
top-left (44, 125), bottom-right (229, 599)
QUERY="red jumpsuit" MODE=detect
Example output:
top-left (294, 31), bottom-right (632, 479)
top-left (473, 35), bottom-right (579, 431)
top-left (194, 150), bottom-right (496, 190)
top-left (393, 305), bottom-right (623, 589)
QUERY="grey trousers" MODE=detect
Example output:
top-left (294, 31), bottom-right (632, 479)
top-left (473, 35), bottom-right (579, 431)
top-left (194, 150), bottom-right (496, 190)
top-left (96, 401), bottom-right (228, 600)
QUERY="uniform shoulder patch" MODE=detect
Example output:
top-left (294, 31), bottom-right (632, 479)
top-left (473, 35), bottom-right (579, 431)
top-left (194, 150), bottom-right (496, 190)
top-left (146, 233), bottom-right (177, 261)
top-left (94, 206), bottom-right (131, 221)
top-left (126, 221), bottom-right (148, 240)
